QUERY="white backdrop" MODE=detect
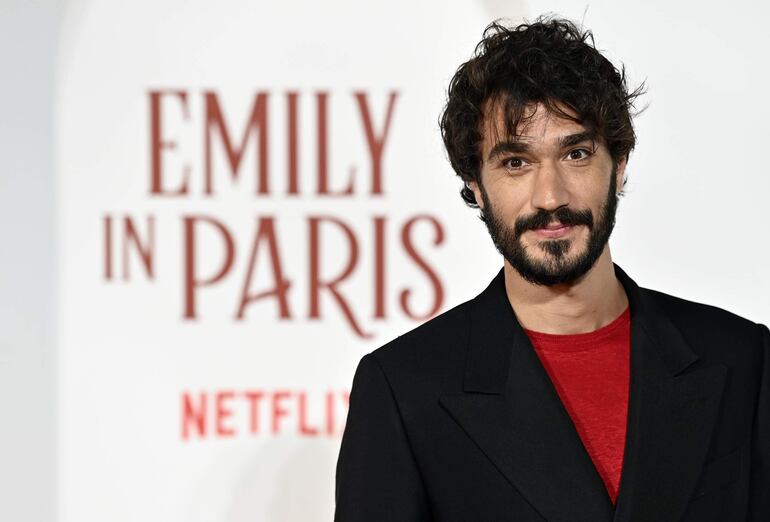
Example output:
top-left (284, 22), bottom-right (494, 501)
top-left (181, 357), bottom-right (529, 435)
top-left (1, 0), bottom-right (769, 521)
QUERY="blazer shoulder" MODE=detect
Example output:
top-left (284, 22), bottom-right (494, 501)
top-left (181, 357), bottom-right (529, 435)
top-left (643, 286), bottom-right (760, 330)
top-left (641, 285), bottom-right (766, 358)
top-left (367, 297), bottom-right (474, 377)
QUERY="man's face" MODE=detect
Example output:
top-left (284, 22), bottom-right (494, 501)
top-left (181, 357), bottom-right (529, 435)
top-left (469, 101), bottom-right (626, 286)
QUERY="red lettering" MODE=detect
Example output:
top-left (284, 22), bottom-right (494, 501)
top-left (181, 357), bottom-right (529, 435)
top-left (204, 91), bottom-right (269, 195)
top-left (272, 390), bottom-right (291, 434)
top-left (245, 391), bottom-right (264, 434)
top-left (354, 91), bottom-right (398, 195)
top-left (400, 215), bottom-right (445, 320)
top-left (122, 215), bottom-right (155, 280)
top-left (373, 215), bottom-right (386, 318)
top-left (298, 391), bottom-right (319, 436)
top-left (183, 216), bottom-right (235, 319)
top-left (236, 217), bottom-right (292, 319)
top-left (316, 92), bottom-right (354, 195)
top-left (216, 391), bottom-right (236, 437)
top-left (308, 216), bottom-right (371, 338)
top-left (149, 90), bottom-right (190, 196)
top-left (325, 391), bottom-right (335, 436)
top-left (180, 389), bottom-right (351, 440)
top-left (181, 392), bottom-right (207, 440)
top-left (103, 215), bottom-right (113, 280)
top-left (287, 91), bottom-right (299, 194)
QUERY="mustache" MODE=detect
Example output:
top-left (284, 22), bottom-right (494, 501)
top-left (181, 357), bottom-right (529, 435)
top-left (514, 206), bottom-right (594, 237)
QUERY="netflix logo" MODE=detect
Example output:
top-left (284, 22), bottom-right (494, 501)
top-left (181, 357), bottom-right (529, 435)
top-left (101, 89), bottom-right (448, 338)
top-left (181, 388), bottom-right (350, 440)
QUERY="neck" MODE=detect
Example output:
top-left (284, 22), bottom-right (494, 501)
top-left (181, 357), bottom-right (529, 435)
top-left (503, 247), bottom-right (629, 335)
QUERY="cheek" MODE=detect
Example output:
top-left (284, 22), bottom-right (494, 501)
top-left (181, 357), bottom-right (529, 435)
top-left (484, 178), bottom-right (528, 213)
top-left (572, 176), bottom-right (612, 210)
top-left (489, 195), bottom-right (526, 223)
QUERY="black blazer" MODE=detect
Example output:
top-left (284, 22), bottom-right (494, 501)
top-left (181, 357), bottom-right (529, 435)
top-left (335, 263), bottom-right (770, 521)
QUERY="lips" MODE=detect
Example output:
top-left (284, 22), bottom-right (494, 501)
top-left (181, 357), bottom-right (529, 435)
top-left (532, 223), bottom-right (575, 238)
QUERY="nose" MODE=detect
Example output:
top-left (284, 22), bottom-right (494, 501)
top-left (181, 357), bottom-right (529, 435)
top-left (530, 160), bottom-right (571, 213)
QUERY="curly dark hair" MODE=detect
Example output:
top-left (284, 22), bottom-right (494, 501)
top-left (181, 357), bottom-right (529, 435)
top-left (439, 15), bottom-right (645, 209)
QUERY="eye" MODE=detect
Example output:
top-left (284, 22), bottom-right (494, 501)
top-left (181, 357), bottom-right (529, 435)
top-left (566, 148), bottom-right (593, 161)
top-left (502, 157), bottom-right (528, 170)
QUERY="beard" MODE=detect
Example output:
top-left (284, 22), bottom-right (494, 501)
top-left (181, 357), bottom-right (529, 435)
top-left (478, 166), bottom-right (619, 286)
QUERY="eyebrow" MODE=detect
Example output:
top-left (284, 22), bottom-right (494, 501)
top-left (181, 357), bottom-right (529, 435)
top-left (486, 130), bottom-right (598, 162)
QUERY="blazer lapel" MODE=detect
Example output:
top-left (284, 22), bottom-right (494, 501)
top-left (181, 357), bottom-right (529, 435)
top-left (612, 264), bottom-right (727, 522)
top-left (439, 268), bottom-right (614, 522)
top-left (438, 263), bottom-right (728, 522)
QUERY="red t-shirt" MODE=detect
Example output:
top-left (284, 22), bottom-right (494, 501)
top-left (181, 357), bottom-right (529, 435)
top-left (523, 306), bottom-right (631, 504)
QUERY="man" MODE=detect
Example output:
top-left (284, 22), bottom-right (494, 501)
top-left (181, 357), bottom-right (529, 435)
top-left (334, 16), bottom-right (769, 522)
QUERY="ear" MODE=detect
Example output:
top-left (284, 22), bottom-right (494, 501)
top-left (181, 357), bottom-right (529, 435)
top-left (468, 180), bottom-right (485, 209)
top-left (615, 155), bottom-right (628, 195)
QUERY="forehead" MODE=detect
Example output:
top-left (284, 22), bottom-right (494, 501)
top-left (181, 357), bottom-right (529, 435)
top-left (481, 100), bottom-right (589, 150)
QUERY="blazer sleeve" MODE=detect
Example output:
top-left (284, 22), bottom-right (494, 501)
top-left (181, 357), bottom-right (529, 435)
top-left (748, 323), bottom-right (770, 521)
top-left (334, 353), bottom-right (433, 521)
